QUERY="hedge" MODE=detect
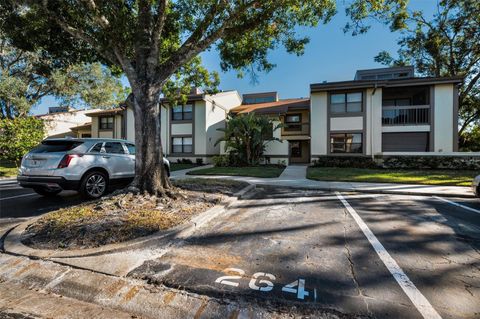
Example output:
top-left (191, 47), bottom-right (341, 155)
top-left (311, 155), bottom-right (480, 170)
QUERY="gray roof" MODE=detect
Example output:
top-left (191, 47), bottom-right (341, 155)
top-left (310, 75), bottom-right (464, 93)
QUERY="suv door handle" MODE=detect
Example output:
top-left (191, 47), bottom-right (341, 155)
top-left (102, 155), bottom-right (111, 159)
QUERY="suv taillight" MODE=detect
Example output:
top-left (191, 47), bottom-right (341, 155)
top-left (58, 154), bottom-right (82, 168)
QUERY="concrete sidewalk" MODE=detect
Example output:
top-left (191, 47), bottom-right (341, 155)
top-left (178, 165), bottom-right (475, 198)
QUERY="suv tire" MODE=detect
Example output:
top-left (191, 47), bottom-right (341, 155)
top-left (80, 171), bottom-right (108, 199)
top-left (33, 187), bottom-right (62, 197)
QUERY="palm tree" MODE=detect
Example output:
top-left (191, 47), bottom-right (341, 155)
top-left (216, 113), bottom-right (283, 166)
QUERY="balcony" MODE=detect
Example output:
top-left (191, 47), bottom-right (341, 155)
top-left (382, 105), bottom-right (430, 126)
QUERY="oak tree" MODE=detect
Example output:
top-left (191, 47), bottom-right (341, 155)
top-left (0, 0), bottom-right (406, 195)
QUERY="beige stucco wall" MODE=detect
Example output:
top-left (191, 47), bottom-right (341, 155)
top-left (161, 106), bottom-right (168, 154)
top-left (114, 114), bottom-right (123, 138)
top-left (126, 108), bottom-right (135, 142)
top-left (310, 92), bottom-right (328, 156)
top-left (330, 116), bottom-right (363, 131)
top-left (365, 88), bottom-right (383, 155)
top-left (98, 131), bottom-right (114, 138)
top-left (194, 101), bottom-right (207, 155)
top-left (206, 91), bottom-right (242, 111)
top-left (433, 84), bottom-right (454, 152)
top-left (91, 117), bottom-right (99, 138)
top-left (171, 123), bottom-right (193, 135)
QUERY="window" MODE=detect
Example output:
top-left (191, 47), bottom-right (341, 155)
top-left (330, 92), bottom-right (363, 113)
top-left (243, 96), bottom-right (276, 104)
top-left (383, 98), bottom-right (411, 107)
top-left (31, 141), bottom-right (84, 153)
top-left (172, 137), bottom-right (193, 153)
top-left (284, 114), bottom-right (302, 131)
top-left (126, 144), bottom-right (136, 155)
top-left (89, 143), bottom-right (103, 153)
top-left (330, 133), bottom-right (363, 153)
top-left (100, 117), bottom-right (114, 129)
top-left (172, 104), bottom-right (193, 121)
top-left (104, 142), bottom-right (125, 154)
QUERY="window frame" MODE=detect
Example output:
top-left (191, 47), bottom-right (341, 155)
top-left (99, 116), bottom-right (114, 130)
top-left (284, 113), bottom-right (302, 132)
top-left (329, 132), bottom-right (363, 154)
top-left (329, 92), bottom-right (364, 114)
top-left (171, 104), bottom-right (193, 121)
top-left (171, 136), bottom-right (193, 154)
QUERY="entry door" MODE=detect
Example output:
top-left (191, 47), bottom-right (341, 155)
top-left (289, 141), bottom-right (310, 164)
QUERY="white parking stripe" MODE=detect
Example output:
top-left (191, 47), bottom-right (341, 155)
top-left (0, 193), bottom-right (37, 201)
top-left (433, 196), bottom-right (480, 215)
top-left (336, 192), bottom-right (442, 319)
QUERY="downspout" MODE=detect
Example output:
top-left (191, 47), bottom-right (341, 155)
top-left (370, 83), bottom-right (377, 161)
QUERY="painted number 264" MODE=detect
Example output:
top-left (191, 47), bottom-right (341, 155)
top-left (215, 268), bottom-right (310, 300)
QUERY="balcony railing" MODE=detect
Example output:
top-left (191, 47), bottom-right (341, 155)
top-left (382, 105), bottom-right (430, 126)
top-left (281, 122), bottom-right (310, 136)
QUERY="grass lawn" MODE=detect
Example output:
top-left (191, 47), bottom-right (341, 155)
top-left (0, 161), bottom-right (18, 178)
top-left (170, 163), bottom-right (198, 171)
top-left (187, 165), bottom-right (285, 178)
top-left (307, 167), bottom-right (477, 186)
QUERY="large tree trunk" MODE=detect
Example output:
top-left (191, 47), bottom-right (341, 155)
top-left (130, 86), bottom-right (173, 196)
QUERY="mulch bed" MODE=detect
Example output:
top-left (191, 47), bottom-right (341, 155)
top-left (21, 179), bottom-right (248, 250)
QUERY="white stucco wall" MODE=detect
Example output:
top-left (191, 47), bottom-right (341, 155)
top-left (310, 92), bottom-right (328, 156)
top-left (365, 88), bottom-right (383, 155)
top-left (264, 120), bottom-right (288, 156)
top-left (205, 99), bottom-right (228, 155)
top-left (114, 114), bottom-right (123, 138)
top-left (330, 116), bottom-right (363, 131)
top-left (171, 123), bottom-right (193, 135)
top-left (433, 84), bottom-right (454, 152)
top-left (206, 91), bottom-right (242, 111)
top-left (39, 109), bottom-right (94, 138)
top-left (98, 131), bottom-right (114, 138)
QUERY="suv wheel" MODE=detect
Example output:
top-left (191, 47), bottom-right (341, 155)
top-left (80, 171), bottom-right (108, 199)
top-left (33, 187), bottom-right (62, 197)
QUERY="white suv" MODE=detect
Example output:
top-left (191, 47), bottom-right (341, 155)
top-left (18, 138), bottom-right (170, 199)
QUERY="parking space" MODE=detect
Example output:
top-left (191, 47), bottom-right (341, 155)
top-left (0, 182), bottom-right (83, 219)
top-left (130, 187), bottom-right (480, 318)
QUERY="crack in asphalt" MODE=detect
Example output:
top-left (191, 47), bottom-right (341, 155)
top-left (343, 209), bottom-right (374, 318)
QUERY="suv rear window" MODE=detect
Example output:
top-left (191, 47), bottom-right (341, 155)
top-left (30, 141), bottom-right (84, 153)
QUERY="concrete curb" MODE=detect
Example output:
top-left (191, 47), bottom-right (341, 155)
top-left (0, 254), bottom-right (346, 319)
top-left (3, 183), bottom-right (253, 260)
top-left (253, 182), bottom-right (477, 199)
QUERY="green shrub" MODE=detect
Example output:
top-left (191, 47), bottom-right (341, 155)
top-left (212, 155), bottom-right (230, 167)
top-left (312, 156), bottom-right (378, 169)
top-left (380, 156), bottom-right (480, 170)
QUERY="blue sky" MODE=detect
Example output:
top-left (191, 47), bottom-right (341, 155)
top-left (34, 0), bottom-right (436, 115)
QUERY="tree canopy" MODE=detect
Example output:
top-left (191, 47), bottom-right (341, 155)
top-left (371, 0), bottom-right (480, 149)
top-left (0, 0), bottom-right (410, 194)
top-left (0, 34), bottom-right (129, 118)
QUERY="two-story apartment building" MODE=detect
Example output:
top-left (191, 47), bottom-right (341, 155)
top-left (232, 66), bottom-right (463, 164)
top-left (86, 89), bottom-right (242, 164)
top-left (71, 66), bottom-right (464, 165)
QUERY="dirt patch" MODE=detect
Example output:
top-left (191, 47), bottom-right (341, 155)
top-left (21, 179), bottom-right (248, 250)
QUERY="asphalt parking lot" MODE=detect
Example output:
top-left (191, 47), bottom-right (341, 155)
top-left (1, 182), bottom-right (480, 318)
top-left (131, 186), bottom-right (480, 319)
